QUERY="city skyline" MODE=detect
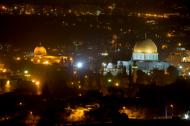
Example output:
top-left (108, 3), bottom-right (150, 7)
top-left (0, 0), bottom-right (190, 125)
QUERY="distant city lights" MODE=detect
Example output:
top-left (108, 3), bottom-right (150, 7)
top-left (35, 81), bottom-right (40, 86)
top-left (101, 52), bottom-right (109, 56)
top-left (179, 65), bottom-right (183, 69)
top-left (102, 62), bottom-right (107, 67)
top-left (115, 82), bottom-right (119, 87)
top-left (24, 70), bottom-right (29, 74)
top-left (108, 79), bottom-right (112, 83)
top-left (16, 57), bottom-right (21, 61)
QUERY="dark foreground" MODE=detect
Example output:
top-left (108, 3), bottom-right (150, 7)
top-left (0, 119), bottom-right (190, 126)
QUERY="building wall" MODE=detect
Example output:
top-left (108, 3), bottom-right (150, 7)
top-left (103, 60), bottom-right (170, 76)
top-left (133, 52), bottom-right (158, 61)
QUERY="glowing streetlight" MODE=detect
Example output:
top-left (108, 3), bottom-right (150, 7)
top-left (78, 85), bottom-right (81, 89)
top-left (170, 104), bottom-right (174, 108)
top-left (35, 81), bottom-right (40, 86)
top-left (188, 72), bottom-right (190, 76)
top-left (108, 79), bottom-right (112, 83)
top-left (30, 111), bottom-right (33, 115)
top-left (76, 62), bottom-right (83, 69)
top-left (178, 43), bottom-right (182, 47)
top-left (73, 71), bottom-right (77, 75)
top-left (24, 70), bottom-right (28, 74)
top-left (115, 82), bottom-right (119, 87)
top-left (32, 79), bottom-right (36, 83)
top-left (184, 114), bottom-right (189, 119)
top-left (179, 65), bottom-right (183, 69)
top-left (84, 75), bottom-right (88, 79)
top-left (2, 69), bottom-right (7, 73)
top-left (37, 59), bottom-right (40, 63)
top-left (19, 102), bottom-right (23, 106)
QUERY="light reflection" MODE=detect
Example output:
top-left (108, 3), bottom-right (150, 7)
top-left (16, 57), bottom-right (21, 61)
top-left (2, 69), bottom-right (7, 73)
top-left (24, 70), bottom-right (29, 74)
top-left (115, 82), bottom-right (119, 87)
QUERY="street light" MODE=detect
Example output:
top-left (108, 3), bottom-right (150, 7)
top-left (76, 62), bottom-right (83, 69)
top-left (184, 114), bottom-right (189, 119)
top-left (108, 79), bottom-right (112, 83)
top-left (179, 65), bottom-right (183, 69)
top-left (24, 70), bottom-right (28, 74)
top-left (35, 81), bottom-right (40, 86)
top-left (115, 82), bottom-right (119, 87)
top-left (102, 62), bottom-right (107, 67)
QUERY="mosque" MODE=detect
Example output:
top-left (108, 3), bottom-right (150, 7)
top-left (103, 39), bottom-right (170, 76)
top-left (33, 46), bottom-right (72, 65)
top-left (132, 39), bottom-right (158, 61)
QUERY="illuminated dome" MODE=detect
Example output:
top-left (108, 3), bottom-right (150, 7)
top-left (133, 39), bottom-right (158, 61)
top-left (134, 39), bottom-right (157, 53)
top-left (34, 46), bottom-right (47, 56)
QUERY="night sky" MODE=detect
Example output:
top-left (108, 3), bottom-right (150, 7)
top-left (0, 0), bottom-right (190, 47)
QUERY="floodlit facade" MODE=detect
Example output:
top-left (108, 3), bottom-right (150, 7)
top-left (166, 47), bottom-right (190, 76)
top-left (33, 46), bottom-right (72, 65)
top-left (166, 47), bottom-right (190, 66)
top-left (132, 39), bottom-right (158, 61)
top-left (103, 39), bottom-right (170, 75)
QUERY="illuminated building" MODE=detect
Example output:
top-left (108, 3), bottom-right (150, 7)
top-left (166, 47), bottom-right (190, 66)
top-left (33, 45), bottom-right (72, 65)
top-left (132, 39), bottom-right (158, 61)
top-left (166, 47), bottom-right (190, 76)
top-left (103, 39), bottom-right (170, 76)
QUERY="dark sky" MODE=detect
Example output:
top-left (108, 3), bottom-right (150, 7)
top-left (0, 0), bottom-right (190, 47)
top-left (0, 0), bottom-right (188, 6)
top-left (0, 0), bottom-right (189, 13)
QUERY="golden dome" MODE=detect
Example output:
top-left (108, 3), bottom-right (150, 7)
top-left (134, 39), bottom-right (157, 53)
top-left (34, 46), bottom-right (47, 56)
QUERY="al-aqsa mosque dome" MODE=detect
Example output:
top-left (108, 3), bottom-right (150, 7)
top-left (132, 39), bottom-right (158, 61)
top-left (34, 46), bottom-right (47, 56)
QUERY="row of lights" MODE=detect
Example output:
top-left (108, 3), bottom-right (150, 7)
top-left (108, 79), bottom-right (120, 87)
top-left (24, 70), bottom-right (41, 95)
